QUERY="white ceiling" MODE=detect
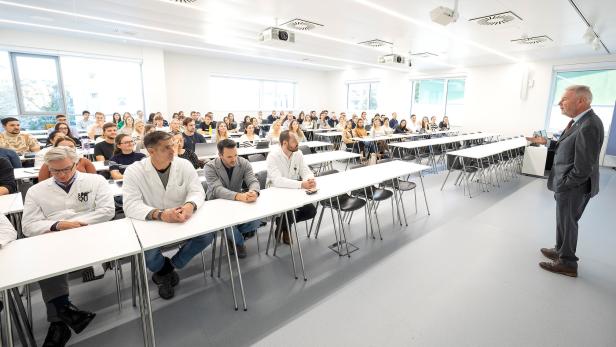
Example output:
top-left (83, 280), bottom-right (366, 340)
top-left (0, 0), bottom-right (613, 71)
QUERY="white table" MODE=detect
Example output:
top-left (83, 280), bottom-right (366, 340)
top-left (0, 193), bottom-right (24, 237)
top-left (442, 137), bottom-right (528, 197)
top-left (0, 219), bottom-right (155, 347)
top-left (250, 151), bottom-right (360, 173)
top-left (521, 145), bottom-right (548, 177)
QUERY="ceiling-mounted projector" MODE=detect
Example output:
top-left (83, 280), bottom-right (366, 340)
top-left (378, 54), bottom-right (409, 66)
top-left (430, 0), bottom-right (459, 26)
top-left (258, 27), bottom-right (295, 43)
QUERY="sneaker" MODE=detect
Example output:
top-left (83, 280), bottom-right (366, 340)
top-left (42, 322), bottom-right (71, 347)
top-left (228, 240), bottom-right (247, 259)
top-left (152, 270), bottom-right (180, 300)
top-left (56, 303), bottom-right (96, 334)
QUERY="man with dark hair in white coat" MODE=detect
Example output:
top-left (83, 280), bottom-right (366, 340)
top-left (22, 146), bottom-right (115, 347)
top-left (123, 131), bottom-right (211, 300)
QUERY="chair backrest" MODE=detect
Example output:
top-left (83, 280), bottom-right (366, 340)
top-left (247, 154), bottom-right (265, 162)
top-left (316, 169), bottom-right (339, 177)
top-left (255, 170), bottom-right (267, 189)
top-left (299, 145), bottom-right (311, 155)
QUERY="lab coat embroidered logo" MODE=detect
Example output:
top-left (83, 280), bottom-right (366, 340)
top-left (77, 192), bottom-right (89, 202)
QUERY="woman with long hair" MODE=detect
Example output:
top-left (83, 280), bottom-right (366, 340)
top-left (120, 114), bottom-right (135, 135)
top-left (394, 119), bottom-right (410, 134)
top-left (173, 133), bottom-right (203, 169)
top-left (239, 123), bottom-right (259, 146)
top-left (289, 120), bottom-right (306, 142)
top-left (266, 120), bottom-right (283, 145)
top-left (112, 112), bottom-right (122, 127)
top-left (53, 122), bottom-right (82, 147)
top-left (420, 117), bottom-right (431, 133)
top-left (214, 121), bottom-right (229, 143)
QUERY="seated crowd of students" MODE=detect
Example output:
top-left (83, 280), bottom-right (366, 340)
top-left (0, 107), bottom-right (453, 346)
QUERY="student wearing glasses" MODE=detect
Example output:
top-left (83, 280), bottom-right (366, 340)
top-left (22, 146), bottom-right (114, 346)
top-left (108, 134), bottom-right (146, 180)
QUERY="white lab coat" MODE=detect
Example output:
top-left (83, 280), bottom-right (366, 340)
top-left (22, 172), bottom-right (115, 237)
top-left (0, 214), bottom-right (17, 247)
top-left (266, 146), bottom-right (313, 189)
top-left (122, 157), bottom-right (205, 220)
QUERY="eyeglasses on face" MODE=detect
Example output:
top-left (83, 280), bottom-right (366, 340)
top-left (49, 163), bottom-right (76, 175)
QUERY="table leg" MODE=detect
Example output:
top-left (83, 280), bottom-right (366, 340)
top-left (2, 290), bottom-right (12, 347)
top-left (290, 210), bottom-right (308, 281)
top-left (136, 253), bottom-right (156, 347)
top-left (227, 227), bottom-right (247, 311)
top-left (419, 172), bottom-right (431, 215)
top-left (222, 228), bottom-right (239, 311)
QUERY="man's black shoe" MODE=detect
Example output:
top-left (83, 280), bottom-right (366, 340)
top-left (57, 303), bottom-right (96, 334)
top-left (42, 322), bottom-right (71, 347)
top-left (152, 270), bottom-right (179, 300)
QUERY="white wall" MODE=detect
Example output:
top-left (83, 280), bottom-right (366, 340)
top-left (326, 55), bottom-right (616, 137)
top-left (0, 29), bottom-right (168, 117)
top-left (163, 52), bottom-right (329, 120)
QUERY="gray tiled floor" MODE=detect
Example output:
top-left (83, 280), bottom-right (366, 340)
top-left (23, 166), bottom-right (616, 347)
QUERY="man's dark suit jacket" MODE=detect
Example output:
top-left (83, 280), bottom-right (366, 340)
top-left (547, 109), bottom-right (604, 197)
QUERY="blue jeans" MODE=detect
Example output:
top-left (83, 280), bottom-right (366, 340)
top-left (145, 233), bottom-right (215, 272)
top-left (231, 219), bottom-right (262, 247)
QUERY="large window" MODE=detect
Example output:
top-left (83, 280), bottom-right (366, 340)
top-left (346, 81), bottom-right (379, 111)
top-left (546, 69), bottom-right (616, 132)
top-left (12, 53), bottom-right (65, 115)
top-left (0, 51), bottom-right (144, 130)
top-left (210, 76), bottom-right (296, 111)
top-left (0, 52), bottom-right (17, 115)
top-left (411, 78), bottom-right (465, 120)
top-left (61, 56), bottom-right (144, 116)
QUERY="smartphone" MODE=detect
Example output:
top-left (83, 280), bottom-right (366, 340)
top-left (305, 188), bottom-right (318, 195)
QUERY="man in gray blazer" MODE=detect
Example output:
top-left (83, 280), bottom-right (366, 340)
top-left (204, 139), bottom-right (262, 258)
top-left (527, 85), bottom-right (604, 277)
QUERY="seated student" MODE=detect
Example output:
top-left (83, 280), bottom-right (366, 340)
top-left (409, 114), bottom-right (420, 133)
top-left (0, 156), bottom-right (17, 196)
top-left (173, 133), bottom-right (203, 169)
top-left (22, 146), bottom-right (114, 346)
top-left (182, 118), bottom-right (206, 153)
top-left (317, 112), bottom-right (330, 129)
top-left (352, 118), bottom-right (376, 160)
top-left (0, 213), bottom-right (17, 247)
top-left (226, 113), bottom-right (238, 132)
top-left (238, 123), bottom-right (259, 146)
top-left (204, 139), bottom-right (263, 258)
top-left (88, 112), bottom-right (106, 140)
top-left (53, 122), bottom-right (82, 147)
top-left (266, 131), bottom-right (317, 244)
top-left (394, 119), bottom-right (410, 134)
top-left (123, 131), bottom-right (211, 300)
top-left (289, 120), bottom-right (306, 142)
top-left (153, 114), bottom-right (166, 130)
top-left (169, 118), bottom-right (181, 135)
top-left (77, 110), bottom-right (94, 133)
top-left (0, 147), bottom-right (21, 168)
top-left (439, 116), bottom-right (450, 130)
top-left (429, 116), bottom-right (439, 132)
top-left (419, 117), bottom-right (431, 134)
top-left (238, 115), bottom-right (251, 132)
top-left (213, 122), bottom-right (229, 144)
top-left (381, 117), bottom-right (394, 135)
top-left (38, 137), bottom-right (97, 181)
top-left (108, 134), bottom-right (146, 180)
top-left (389, 112), bottom-right (399, 129)
top-left (341, 121), bottom-right (356, 151)
top-left (266, 120), bottom-right (282, 145)
top-left (198, 112), bottom-right (216, 135)
top-left (119, 114), bottom-right (135, 136)
top-left (47, 114), bottom-right (79, 137)
top-left (135, 124), bottom-right (156, 153)
top-left (250, 117), bottom-right (261, 137)
top-left (0, 117), bottom-right (41, 154)
top-left (94, 123), bottom-right (117, 161)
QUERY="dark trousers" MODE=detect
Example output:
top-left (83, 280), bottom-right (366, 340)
top-left (554, 183), bottom-right (591, 265)
top-left (278, 203), bottom-right (317, 231)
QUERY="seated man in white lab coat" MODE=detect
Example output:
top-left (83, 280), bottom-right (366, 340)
top-left (123, 131), bottom-right (211, 300)
top-left (0, 214), bottom-right (16, 248)
top-left (266, 130), bottom-right (317, 244)
top-left (0, 214), bottom-right (17, 317)
top-left (22, 146), bottom-right (115, 347)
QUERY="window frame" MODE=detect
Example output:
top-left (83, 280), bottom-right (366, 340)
top-left (210, 74), bottom-right (297, 112)
top-left (346, 80), bottom-right (379, 111)
top-left (544, 64), bottom-right (616, 130)
top-left (409, 76), bottom-right (466, 117)
top-left (10, 52), bottom-right (67, 116)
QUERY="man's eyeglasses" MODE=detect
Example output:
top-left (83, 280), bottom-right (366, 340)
top-left (49, 163), bottom-right (76, 175)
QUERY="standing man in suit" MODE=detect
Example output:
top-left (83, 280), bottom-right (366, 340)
top-left (204, 139), bottom-right (262, 258)
top-left (527, 85), bottom-right (604, 277)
